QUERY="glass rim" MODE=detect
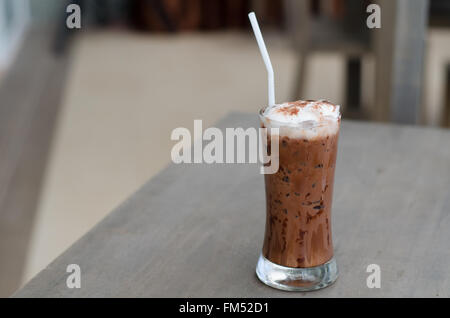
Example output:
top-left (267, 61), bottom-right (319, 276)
top-left (259, 106), bottom-right (341, 129)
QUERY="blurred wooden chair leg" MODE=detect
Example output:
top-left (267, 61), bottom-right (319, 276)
top-left (292, 52), bottom-right (307, 100)
top-left (286, 0), bottom-right (310, 101)
top-left (374, 0), bottom-right (429, 124)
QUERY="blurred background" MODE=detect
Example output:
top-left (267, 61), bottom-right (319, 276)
top-left (0, 0), bottom-right (449, 297)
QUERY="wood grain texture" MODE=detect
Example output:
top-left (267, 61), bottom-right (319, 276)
top-left (14, 112), bottom-right (450, 297)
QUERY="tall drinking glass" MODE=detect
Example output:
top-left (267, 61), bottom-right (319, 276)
top-left (256, 100), bottom-right (340, 291)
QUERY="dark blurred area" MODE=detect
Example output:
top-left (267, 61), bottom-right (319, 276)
top-left (1, 0), bottom-right (450, 298)
top-left (65, 0), bottom-right (280, 31)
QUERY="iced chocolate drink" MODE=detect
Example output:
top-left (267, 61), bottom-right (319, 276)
top-left (256, 100), bottom-right (340, 291)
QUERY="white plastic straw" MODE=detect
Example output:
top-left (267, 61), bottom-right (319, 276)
top-left (248, 12), bottom-right (275, 107)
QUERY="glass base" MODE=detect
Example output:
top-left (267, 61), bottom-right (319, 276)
top-left (256, 254), bottom-right (338, 292)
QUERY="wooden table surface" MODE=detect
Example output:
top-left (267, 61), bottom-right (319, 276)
top-left (15, 112), bottom-right (450, 297)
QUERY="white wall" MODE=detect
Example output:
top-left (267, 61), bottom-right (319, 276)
top-left (0, 0), bottom-right (30, 72)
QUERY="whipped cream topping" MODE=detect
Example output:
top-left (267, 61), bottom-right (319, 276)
top-left (263, 100), bottom-right (340, 125)
top-left (260, 100), bottom-right (341, 139)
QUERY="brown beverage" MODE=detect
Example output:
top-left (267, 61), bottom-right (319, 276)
top-left (260, 100), bottom-right (340, 269)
